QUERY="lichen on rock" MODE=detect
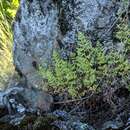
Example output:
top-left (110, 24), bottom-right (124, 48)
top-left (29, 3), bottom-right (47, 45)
top-left (13, 0), bottom-right (59, 88)
top-left (13, 0), bottom-right (121, 89)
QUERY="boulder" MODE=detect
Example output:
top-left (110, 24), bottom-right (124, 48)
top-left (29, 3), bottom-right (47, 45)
top-left (13, 0), bottom-right (121, 88)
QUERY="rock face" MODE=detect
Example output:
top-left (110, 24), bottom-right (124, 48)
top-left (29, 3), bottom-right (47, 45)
top-left (13, 0), bottom-right (121, 88)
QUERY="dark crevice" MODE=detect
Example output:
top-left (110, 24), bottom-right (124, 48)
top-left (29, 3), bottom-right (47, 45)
top-left (59, 10), bottom-right (69, 36)
top-left (115, 87), bottom-right (130, 98)
top-left (15, 7), bottom-right (21, 23)
top-left (15, 66), bottom-right (23, 77)
top-left (32, 61), bottom-right (39, 70)
top-left (28, 0), bottom-right (33, 2)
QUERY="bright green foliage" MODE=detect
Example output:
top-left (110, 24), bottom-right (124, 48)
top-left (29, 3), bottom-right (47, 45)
top-left (0, 0), bottom-right (19, 88)
top-left (39, 52), bottom-right (77, 96)
top-left (0, 0), bottom-right (19, 23)
top-left (39, 33), bottom-right (130, 97)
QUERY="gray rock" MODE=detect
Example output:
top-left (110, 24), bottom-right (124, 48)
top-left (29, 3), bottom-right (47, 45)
top-left (71, 122), bottom-right (95, 130)
top-left (13, 0), bottom-right (122, 88)
top-left (53, 110), bottom-right (71, 121)
top-left (53, 120), bottom-right (95, 130)
top-left (13, 0), bottom-right (59, 88)
top-left (124, 114), bottom-right (130, 130)
top-left (21, 86), bottom-right (53, 112)
top-left (52, 110), bottom-right (95, 130)
top-left (0, 84), bottom-right (53, 124)
top-left (0, 114), bottom-right (25, 125)
top-left (101, 117), bottom-right (124, 130)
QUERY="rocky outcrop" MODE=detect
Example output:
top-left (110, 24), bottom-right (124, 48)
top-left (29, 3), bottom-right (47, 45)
top-left (13, 0), bottom-right (121, 88)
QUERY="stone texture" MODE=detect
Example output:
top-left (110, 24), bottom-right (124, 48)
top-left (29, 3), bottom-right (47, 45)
top-left (101, 118), bottom-right (124, 130)
top-left (13, 0), bottom-right (121, 88)
top-left (13, 0), bottom-right (58, 88)
top-left (52, 110), bottom-right (95, 130)
top-left (0, 84), bottom-right (53, 124)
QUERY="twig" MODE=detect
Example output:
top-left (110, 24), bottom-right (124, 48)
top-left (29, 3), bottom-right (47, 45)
top-left (53, 93), bottom-right (94, 105)
top-left (69, 93), bottom-right (94, 114)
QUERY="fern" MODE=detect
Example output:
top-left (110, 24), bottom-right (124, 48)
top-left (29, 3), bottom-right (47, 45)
top-left (39, 33), bottom-right (130, 97)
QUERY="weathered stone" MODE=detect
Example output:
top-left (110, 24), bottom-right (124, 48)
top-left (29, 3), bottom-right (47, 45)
top-left (124, 114), bottom-right (130, 130)
top-left (22, 86), bottom-right (53, 112)
top-left (101, 117), bottom-right (124, 130)
top-left (53, 120), bottom-right (95, 130)
top-left (0, 84), bottom-right (53, 125)
top-left (13, 0), bottom-right (121, 88)
top-left (13, 0), bottom-right (59, 88)
top-left (52, 110), bottom-right (95, 130)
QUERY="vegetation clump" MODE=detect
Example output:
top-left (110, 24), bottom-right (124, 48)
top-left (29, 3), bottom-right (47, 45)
top-left (39, 33), bottom-right (130, 97)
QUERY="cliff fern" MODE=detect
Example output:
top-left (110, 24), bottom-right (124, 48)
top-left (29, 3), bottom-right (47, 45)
top-left (39, 33), bottom-right (130, 97)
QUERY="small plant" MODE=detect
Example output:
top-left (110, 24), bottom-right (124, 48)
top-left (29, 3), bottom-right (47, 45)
top-left (39, 33), bottom-right (130, 97)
